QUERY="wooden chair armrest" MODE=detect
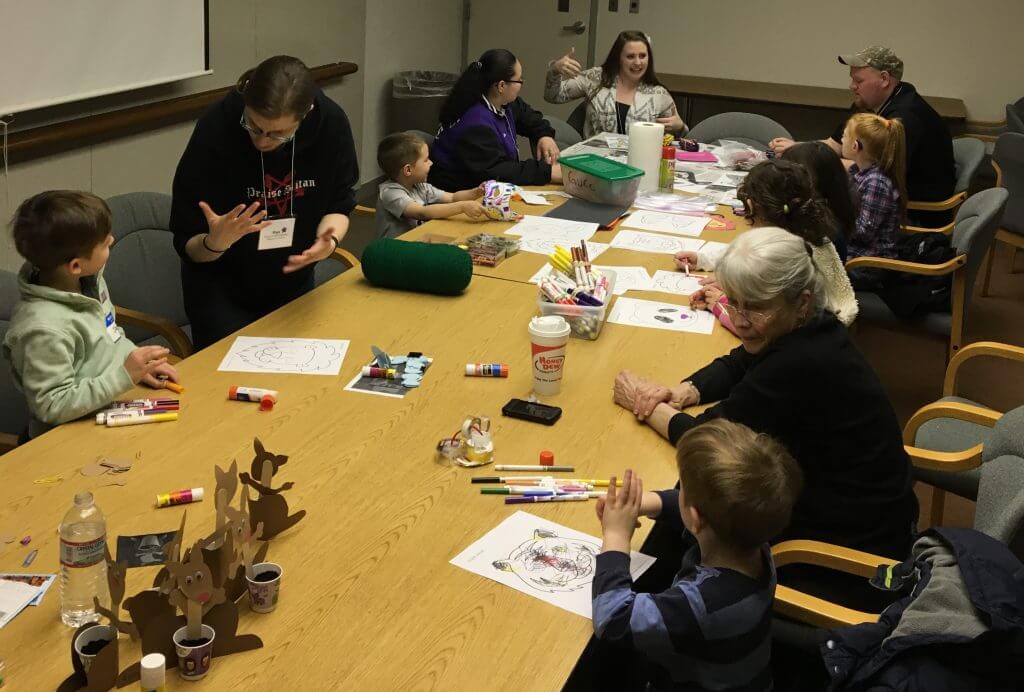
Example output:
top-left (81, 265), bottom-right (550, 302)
top-left (845, 254), bottom-right (965, 276)
top-left (327, 247), bottom-right (360, 268)
top-left (906, 443), bottom-right (985, 472)
top-left (907, 192), bottom-right (966, 213)
top-left (770, 540), bottom-right (896, 628)
top-left (903, 399), bottom-right (1002, 443)
top-left (963, 134), bottom-right (998, 144)
top-left (944, 341), bottom-right (1024, 396)
top-left (115, 306), bottom-right (194, 358)
top-left (774, 584), bottom-right (881, 629)
top-left (964, 119), bottom-right (1006, 129)
top-left (901, 221), bottom-right (955, 235)
top-left (352, 204), bottom-right (376, 217)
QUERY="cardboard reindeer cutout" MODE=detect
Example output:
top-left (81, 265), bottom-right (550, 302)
top-left (239, 438), bottom-right (305, 539)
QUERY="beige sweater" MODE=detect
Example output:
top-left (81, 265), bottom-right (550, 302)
top-left (544, 67), bottom-right (676, 139)
top-left (697, 239), bottom-right (859, 325)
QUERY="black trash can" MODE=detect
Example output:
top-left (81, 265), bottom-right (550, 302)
top-left (389, 70), bottom-right (459, 138)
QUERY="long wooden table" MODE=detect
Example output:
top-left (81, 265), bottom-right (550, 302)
top-left (0, 222), bottom-right (740, 688)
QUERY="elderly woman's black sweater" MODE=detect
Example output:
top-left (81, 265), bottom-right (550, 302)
top-left (670, 313), bottom-right (917, 559)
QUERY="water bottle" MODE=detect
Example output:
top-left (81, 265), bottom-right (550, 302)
top-left (59, 491), bottom-right (108, 627)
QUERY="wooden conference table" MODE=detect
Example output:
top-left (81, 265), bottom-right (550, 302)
top-left (0, 192), bottom-right (746, 690)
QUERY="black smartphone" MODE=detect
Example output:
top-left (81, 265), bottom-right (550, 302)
top-left (501, 399), bottom-right (562, 425)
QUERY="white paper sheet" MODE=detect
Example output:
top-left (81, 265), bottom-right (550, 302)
top-left (517, 237), bottom-right (609, 259)
top-left (609, 230), bottom-right (705, 255)
top-left (698, 240), bottom-right (730, 259)
top-left (0, 579), bottom-right (41, 629)
top-left (592, 265), bottom-right (652, 294)
top-left (450, 511), bottom-right (655, 619)
top-left (505, 215), bottom-right (599, 241)
top-left (517, 191), bottom-right (552, 206)
top-left (643, 270), bottom-right (704, 296)
top-left (217, 337), bottom-right (350, 376)
top-left (607, 297), bottom-right (716, 334)
top-left (621, 211), bottom-right (709, 237)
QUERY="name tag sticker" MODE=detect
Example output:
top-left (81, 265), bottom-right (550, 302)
top-left (258, 216), bottom-right (296, 251)
top-left (105, 311), bottom-right (122, 342)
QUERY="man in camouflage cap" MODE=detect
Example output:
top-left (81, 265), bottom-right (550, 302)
top-left (770, 45), bottom-right (954, 208)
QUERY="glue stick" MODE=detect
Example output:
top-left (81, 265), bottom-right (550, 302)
top-left (155, 487), bottom-right (204, 508)
top-left (140, 652), bottom-right (166, 691)
top-left (465, 363), bottom-right (509, 378)
top-left (361, 366), bottom-right (397, 379)
top-left (228, 386), bottom-right (278, 403)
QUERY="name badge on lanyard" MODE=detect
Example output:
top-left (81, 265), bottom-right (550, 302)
top-left (258, 216), bottom-right (296, 250)
top-left (105, 311), bottom-right (122, 342)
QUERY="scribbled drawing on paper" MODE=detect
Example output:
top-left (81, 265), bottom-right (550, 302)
top-left (492, 529), bottom-right (600, 594)
top-left (217, 337), bottom-right (350, 376)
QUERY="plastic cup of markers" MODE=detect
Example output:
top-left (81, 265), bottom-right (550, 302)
top-left (173, 624), bottom-right (215, 681)
top-left (246, 562), bottom-right (282, 613)
top-left (74, 624), bottom-right (117, 673)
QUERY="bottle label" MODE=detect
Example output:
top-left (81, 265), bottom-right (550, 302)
top-left (60, 535), bottom-right (106, 568)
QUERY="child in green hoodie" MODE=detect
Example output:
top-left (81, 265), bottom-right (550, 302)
top-left (3, 191), bottom-right (180, 439)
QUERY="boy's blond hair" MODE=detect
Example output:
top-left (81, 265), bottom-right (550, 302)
top-left (676, 420), bottom-right (803, 551)
top-left (846, 113), bottom-right (908, 215)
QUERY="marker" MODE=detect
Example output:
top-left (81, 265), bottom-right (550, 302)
top-left (472, 476), bottom-right (555, 484)
top-left (22, 549), bottom-right (38, 567)
top-left (481, 486), bottom-right (589, 495)
top-left (504, 494), bottom-right (589, 505)
top-left (465, 363), bottom-right (509, 378)
top-left (361, 366), bottom-right (397, 379)
top-left (108, 398), bottom-right (179, 410)
top-left (162, 381), bottom-right (185, 394)
top-left (494, 465), bottom-right (574, 472)
top-left (96, 408), bottom-right (177, 425)
top-left (106, 412), bottom-right (178, 427)
top-left (155, 487), bottom-right (205, 508)
top-left (560, 478), bottom-right (620, 487)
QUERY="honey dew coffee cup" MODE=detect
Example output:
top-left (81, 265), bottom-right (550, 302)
top-left (529, 315), bottom-right (570, 396)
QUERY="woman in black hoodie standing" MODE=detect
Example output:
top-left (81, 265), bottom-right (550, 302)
top-left (170, 55), bottom-right (359, 349)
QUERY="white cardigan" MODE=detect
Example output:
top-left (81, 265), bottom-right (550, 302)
top-left (697, 239), bottom-right (859, 325)
top-left (544, 66), bottom-right (676, 139)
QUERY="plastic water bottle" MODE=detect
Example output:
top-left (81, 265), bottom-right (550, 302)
top-left (59, 491), bottom-right (108, 627)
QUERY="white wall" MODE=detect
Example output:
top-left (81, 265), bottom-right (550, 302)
top-left (597, 0), bottom-right (1021, 122)
top-left (1, 0), bottom-right (464, 272)
top-left (361, 0), bottom-right (464, 178)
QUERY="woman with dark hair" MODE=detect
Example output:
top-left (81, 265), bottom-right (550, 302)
top-left (170, 55), bottom-right (359, 349)
top-left (544, 31), bottom-right (684, 137)
top-left (428, 49), bottom-right (562, 192)
top-left (781, 141), bottom-right (858, 262)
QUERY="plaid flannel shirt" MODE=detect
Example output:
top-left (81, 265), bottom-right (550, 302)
top-left (849, 164), bottom-right (901, 260)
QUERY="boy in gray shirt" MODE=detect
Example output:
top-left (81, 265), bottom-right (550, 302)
top-left (376, 132), bottom-right (485, 238)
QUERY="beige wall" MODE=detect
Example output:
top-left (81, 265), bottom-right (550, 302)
top-left (1, 0), bottom-right (462, 272)
top-left (362, 0), bottom-right (464, 179)
top-left (596, 0), bottom-right (1020, 123)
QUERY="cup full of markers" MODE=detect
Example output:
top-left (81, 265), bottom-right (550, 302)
top-left (536, 241), bottom-right (617, 341)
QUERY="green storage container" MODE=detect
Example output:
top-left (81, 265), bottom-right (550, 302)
top-left (558, 154), bottom-right (645, 206)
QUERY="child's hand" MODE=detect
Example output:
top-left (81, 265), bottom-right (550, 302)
top-left (473, 183), bottom-right (486, 198)
top-left (598, 490), bottom-right (663, 523)
top-left (141, 362), bottom-right (179, 390)
top-left (674, 251), bottom-right (699, 272)
top-left (601, 470), bottom-right (643, 553)
top-left (460, 201), bottom-right (486, 220)
top-left (124, 346), bottom-right (170, 385)
top-left (704, 285), bottom-right (724, 305)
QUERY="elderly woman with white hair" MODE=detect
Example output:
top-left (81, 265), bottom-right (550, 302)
top-left (614, 227), bottom-right (917, 559)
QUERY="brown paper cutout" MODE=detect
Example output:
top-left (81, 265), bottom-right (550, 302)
top-left (213, 459), bottom-right (239, 542)
top-left (115, 591), bottom-right (182, 687)
top-left (238, 438), bottom-right (306, 540)
top-left (167, 540), bottom-right (227, 639)
top-left (152, 511), bottom-right (187, 593)
top-left (93, 547), bottom-right (136, 639)
top-left (57, 622), bottom-right (120, 692)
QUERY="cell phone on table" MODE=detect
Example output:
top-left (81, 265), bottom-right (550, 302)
top-left (501, 399), bottom-right (562, 425)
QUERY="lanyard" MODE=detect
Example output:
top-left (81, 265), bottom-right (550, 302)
top-left (259, 137), bottom-right (297, 218)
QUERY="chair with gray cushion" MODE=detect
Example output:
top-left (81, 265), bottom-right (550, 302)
top-left (544, 113), bottom-right (582, 150)
top-left (982, 133), bottom-right (1024, 295)
top-left (901, 340), bottom-right (1024, 525)
top-left (905, 137), bottom-right (986, 228)
top-left (103, 192), bottom-right (193, 358)
top-left (1007, 98), bottom-right (1024, 135)
top-left (848, 187), bottom-right (1009, 360)
top-left (0, 269), bottom-right (30, 452)
top-left (567, 101), bottom-right (587, 138)
top-left (685, 112), bottom-right (791, 149)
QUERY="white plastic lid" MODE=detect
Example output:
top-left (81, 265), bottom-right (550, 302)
top-left (529, 315), bottom-right (570, 337)
top-left (140, 653), bottom-right (166, 688)
top-left (191, 487), bottom-right (205, 502)
top-left (95, 412), bottom-right (106, 424)
top-left (465, 364), bottom-right (475, 375)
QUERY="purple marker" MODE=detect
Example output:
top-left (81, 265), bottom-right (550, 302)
top-left (504, 495), bottom-right (588, 505)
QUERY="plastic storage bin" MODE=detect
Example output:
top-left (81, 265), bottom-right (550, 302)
top-left (537, 269), bottom-right (617, 340)
top-left (558, 154), bottom-right (644, 206)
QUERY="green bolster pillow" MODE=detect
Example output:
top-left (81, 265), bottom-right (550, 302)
top-left (360, 238), bottom-right (473, 295)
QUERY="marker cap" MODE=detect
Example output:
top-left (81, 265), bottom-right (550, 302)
top-left (259, 395), bottom-right (275, 412)
top-left (539, 450), bottom-right (555, 466)
top-left (192, 487), bottom-right (205, 501)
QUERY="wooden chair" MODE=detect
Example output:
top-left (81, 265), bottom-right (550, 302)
top-left (313, 245), bottom-right (361, 287)
top-left (982, 133), bottom-right (1024, 295)
top-left (848, 187), bottom-right (1008, 360)
top-left (774, 403), bottom-right (1024, 628)
top-left (903, 341), bottom-right (1024, 526)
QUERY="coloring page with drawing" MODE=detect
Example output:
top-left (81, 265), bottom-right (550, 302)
top-left (217, 337), bottom-right (350, 375)
top-left (609, 230), bottom-right (705, 255)
top-left (607, 297), bottom-right (716, 334)
top-left (621, 211), bottom-right (709, 237)
top-left (450, 511), bottom-right (655, 618)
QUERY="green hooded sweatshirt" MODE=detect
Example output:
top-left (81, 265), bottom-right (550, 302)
top-left (3, 262), bottom-right (136, 438)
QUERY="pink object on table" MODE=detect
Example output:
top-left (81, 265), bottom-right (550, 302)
top-left (676, 150), bottom-right (718, 163)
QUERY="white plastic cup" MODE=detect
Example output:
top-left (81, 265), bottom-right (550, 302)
top-left (528, 316), bottom-right (570, 396)
top-left (246, 562), bottom-right (283, 613)
top-left (73, 624), bottom-right (117, 674)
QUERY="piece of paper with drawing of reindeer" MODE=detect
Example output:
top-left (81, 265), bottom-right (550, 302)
top-left (450, 511), bottom-right (655, 618)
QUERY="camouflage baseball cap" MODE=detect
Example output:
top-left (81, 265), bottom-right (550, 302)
top-left (838, 46), bottom-right (904, 80)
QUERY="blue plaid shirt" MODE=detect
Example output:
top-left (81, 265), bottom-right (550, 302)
top-left (849, 164), bottom-right (901, 260)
